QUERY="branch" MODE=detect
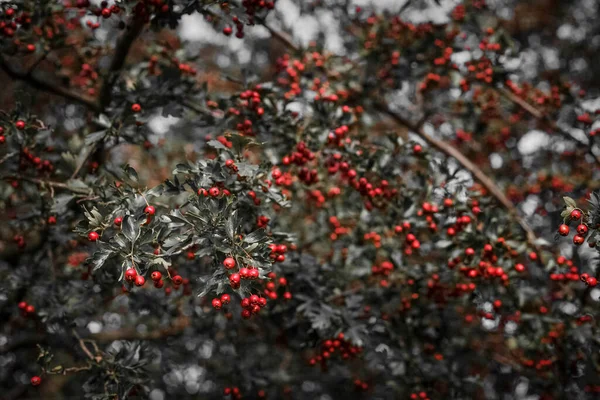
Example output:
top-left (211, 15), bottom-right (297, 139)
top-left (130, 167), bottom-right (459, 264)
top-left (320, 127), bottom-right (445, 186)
top-left (497, 86), bottom-right (600, 166)
top-left (98, 16), bottom-right (146, 110)
top-left (256, 16), bottom-right (299, 52)
top-left (0, 55), bottom-right (99, 111)
top-left (88, 316), bottom-right (190, 342)
top-left (376, 103), bottom-right (540, 249)
top-left (2, 175), bottom-right (91, 195)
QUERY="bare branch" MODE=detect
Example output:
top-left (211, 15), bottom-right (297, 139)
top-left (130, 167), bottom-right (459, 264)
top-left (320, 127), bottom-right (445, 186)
top-left (0, 55), bottom-right (99, 110)
top-left (98, 17), bottom-right (146, 110)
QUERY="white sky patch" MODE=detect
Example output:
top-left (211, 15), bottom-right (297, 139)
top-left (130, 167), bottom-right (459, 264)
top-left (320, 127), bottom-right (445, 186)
top-left (518, 130), bottom-right (549, 155)
top-left (149, 114), bottom-right (180, 136)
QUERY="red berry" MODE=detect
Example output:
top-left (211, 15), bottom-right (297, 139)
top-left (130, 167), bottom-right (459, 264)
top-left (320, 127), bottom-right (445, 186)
top-left (223, 26), bottom-right (232, 36)
top-left (514, 263), bottom-right (525, 272)
top-left (570, 209), bottom-right (582, 220)
top-left (151, 271), bottom-right (162, 281)
top-left (413, 144), bottom-right (422, 154)
top-left (25, 304), bottom-right (35, 314)
top-left (172, 275), bottom-right (183, 285)
top-left (114, 216), bottom-right (123, 226)
top-left (220, 293), bottom-right (231, 304)
top-left (229, 273), bottom-right (241, 288)
top-left (144, 205), bottom-right (156, 215)
top-left (241, 309), bottom-right (251, 319)
top-left (101, 8), bottom-right (111, 18)
top-left (15, 120), bottom-right (26, 130)
top-left (134, 275), bottom-right (145, 287)
top-left (573, 235), bottom-right (585, 245)
top-left (88, 231), bottom-right (99, 241)
top-left (47, 216), bottom-right (56, 224)
top-left (576, 224), bottom-right (588, 235)
top-left (209, 187), bottom-right (220, 197)
top-left (558, 224), bottom-right (569, 236)
top-left (131, 103), bottom-right (142, 113)
top-left (223, 257), bottom-right (236, 269)
top-left (587, 277), bottom-right (598, 287)
top-left (125, 268), bottom-right (137, 282)
top-left (30, 376), bottom-right (41, 386)
top-left (18, 301), bottom-right (27, 309)
top-left (212, 298), bottom-right (222, 310)
top-left (154, 279), bottom-right (164, 288)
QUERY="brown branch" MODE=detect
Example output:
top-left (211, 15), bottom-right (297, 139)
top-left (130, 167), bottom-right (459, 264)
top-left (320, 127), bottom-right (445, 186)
top-left (1, 175), bottom-right (91, 195)
top-left (0, 55), bottom-right (99, 111)
top-left (98, 16), bottom-right (146, 110)
top-left (376, 103), bottom-right (540, 249)
top-left (497, 86), bottom-right (600, 166)
top-left (256, 16), bottom-right (299, 52)
top-left (88, 316), bottom-right (190, 342)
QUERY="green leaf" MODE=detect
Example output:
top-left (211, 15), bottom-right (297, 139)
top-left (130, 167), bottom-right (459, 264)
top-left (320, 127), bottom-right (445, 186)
top-left (563, 196), bottom-right (577, 209)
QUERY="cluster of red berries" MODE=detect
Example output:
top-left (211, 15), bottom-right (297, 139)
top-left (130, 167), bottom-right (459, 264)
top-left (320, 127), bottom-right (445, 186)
top-left (268, 243), bottom-right (287, 263)
top-left (308, 333), bottom-right (362, 367)
top-left (211, 293), bottom-right (231, 310)
top-left (271, 168), bottom-right (292, 186)
top-left (18, 146), bottom-right (55, 174)
top-left (328, 216), bottom-right (350, 241)
top-left (223, 386), bottom-right (242, 399)
top-left (256, 215), bottom-right (270, 228)
top-left (18, 301), bottom-right (35, 316)
top-left (352, 378), bottom-right (370, 392)
top-left (580, 273), bottom-right (598, 287)
top-left (282, 141), bottom-right (314, 166)
top-left (238, 294), bottom-right (268, 319)
top-left (521, 358), bottom-right (554, 370)
top-left (263, 271), bottom-right (291, 300)
top-left (410, 391), bottom-right (431, 400)
top-left (558, 209), bottom-right (591, 246)
top-left (327, 125), bottom-right (351, 146)
top-left (198, 186), bottom-right (230, 197)
top-left (0, 7), bottom-right (32, 41)
top-left (13, 234), bottom-right (26, 248)
top-left (371, 260), bottom-right (393, 276)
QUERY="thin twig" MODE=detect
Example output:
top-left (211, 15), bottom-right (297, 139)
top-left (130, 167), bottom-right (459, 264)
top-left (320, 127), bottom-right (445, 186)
top-left (1, 175), bottom-right (91, 195)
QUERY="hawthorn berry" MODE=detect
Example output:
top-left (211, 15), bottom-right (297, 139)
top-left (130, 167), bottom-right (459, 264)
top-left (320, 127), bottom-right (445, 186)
top-left (114, 216), bottom-right (123, 226)
top-left (30, 376), bottom-right (41, 386)
top-left (223, 257), bottom-right (236, 269)
top-left (229, 273), bottom-right (241, 288)
top-left (144, 205), bottom-right (156, 215)
top-left (125, 268), bottom-right (137, 282)
top-left (212, 298), bottom-right (222, 310)
top-left (134, 275), bottom-right (145, 287)
top-left (172, 275), bottom-right (183, 285)
top-left (151, 271), bottom-right (162, 281)
top-left (577, 224), bottom-right (588, 235)
top-left (209, 187), bottom-right (220, 197)
top-left (558, 224), bottom-right (569, 236)
top-left (15, 120), bottom-right (26, 130)
top-left (131, 103), bottom-right (142, 113)
top-left (220, 294), bottom-right (231, 304)
top-left (570, 209), bottom-right (582, 220)
top-left (573, 235), bottom-right (585, 245)
top-left (88, 231), bottom-right (99, 241)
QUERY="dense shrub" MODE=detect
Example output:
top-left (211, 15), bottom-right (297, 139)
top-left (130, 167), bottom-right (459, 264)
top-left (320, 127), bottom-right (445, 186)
top-left (0, 1), bottom-right (599, 399)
